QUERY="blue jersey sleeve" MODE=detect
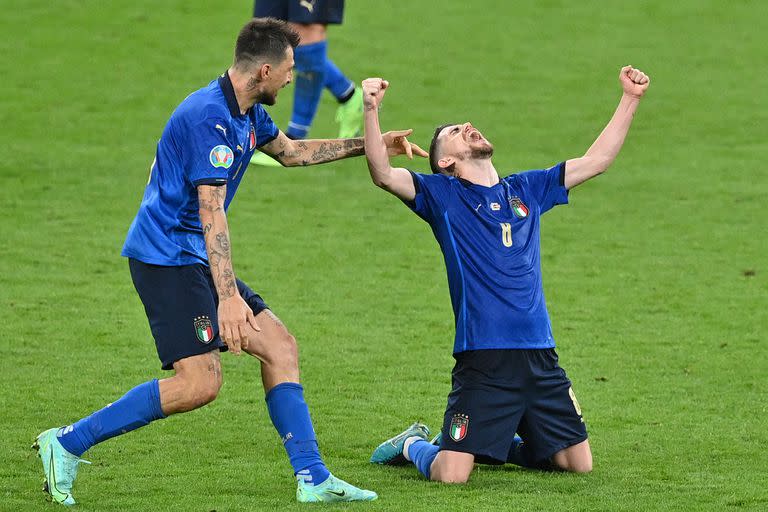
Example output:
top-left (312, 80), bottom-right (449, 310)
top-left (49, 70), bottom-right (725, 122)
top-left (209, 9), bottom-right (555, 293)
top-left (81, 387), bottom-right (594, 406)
top-left (514, 162), bottom-right (568, 214)
top-left (253, 105), bottom-right (279, 148)
top-left (405, 171), bottom-right (453, 223)
top-left (180, 117), bottom-right (234, 186)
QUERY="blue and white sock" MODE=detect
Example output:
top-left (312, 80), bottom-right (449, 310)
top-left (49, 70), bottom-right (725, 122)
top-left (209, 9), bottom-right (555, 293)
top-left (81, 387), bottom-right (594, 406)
top-left (266, 382), bottom-right (330, 486)
top-left (323, 58), bottom-right (355, 102)
top-left (56, 379), bottom-right (166, 457)
top-left (406, 438), bottom-right (439, 479)
top-left (288, 41), bottom-right (327, 139)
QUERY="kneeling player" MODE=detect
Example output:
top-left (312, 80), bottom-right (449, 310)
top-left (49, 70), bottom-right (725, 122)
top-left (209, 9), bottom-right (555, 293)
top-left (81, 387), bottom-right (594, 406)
top-left (361, 65), bottom-right (650, 482)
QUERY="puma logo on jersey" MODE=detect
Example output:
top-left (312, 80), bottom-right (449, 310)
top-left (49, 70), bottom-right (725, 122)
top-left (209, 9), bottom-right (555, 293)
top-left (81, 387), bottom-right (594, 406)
top-left (300, 0), bottom-right (315, 13)
top-left (215, 124), bottom-right (227, 137)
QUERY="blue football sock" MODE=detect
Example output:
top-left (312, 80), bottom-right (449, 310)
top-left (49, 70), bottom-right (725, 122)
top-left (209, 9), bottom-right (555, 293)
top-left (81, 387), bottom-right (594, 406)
top-left (56, 379), bottom-right (165, 457)
top-left (408, 439), bottom-right (439, 479)
top-left (266, 382), bottom-right (330, 486)
top-left (288, 41), bottom-right (327, 139)
top-left (323, 58), bottom-right (355, 102)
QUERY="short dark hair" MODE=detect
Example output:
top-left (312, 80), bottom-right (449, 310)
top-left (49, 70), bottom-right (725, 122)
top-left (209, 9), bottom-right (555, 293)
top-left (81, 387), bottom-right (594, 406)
top-left (234, 18), bottom-right (300, 69)
top-left (429, 123), bottom-right (455, 174)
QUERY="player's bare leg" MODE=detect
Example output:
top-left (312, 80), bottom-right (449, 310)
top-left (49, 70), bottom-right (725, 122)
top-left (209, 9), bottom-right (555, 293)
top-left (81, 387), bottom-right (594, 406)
top-left (551, 439), bottom-right (592, 473)
top-left (240, 309), bottom-right (299, 390)
top-left (157, 351), bottom-right (223, 415)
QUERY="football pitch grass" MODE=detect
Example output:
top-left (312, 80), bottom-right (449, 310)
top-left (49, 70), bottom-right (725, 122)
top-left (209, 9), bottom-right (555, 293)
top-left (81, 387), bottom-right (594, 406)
top-left (1, 1), bottom-right (766, 510)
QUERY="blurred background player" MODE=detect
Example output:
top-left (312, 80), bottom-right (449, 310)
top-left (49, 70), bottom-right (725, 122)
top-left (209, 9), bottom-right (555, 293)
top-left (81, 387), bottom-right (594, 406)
top-left (250, 0), bottom-right (362, 166)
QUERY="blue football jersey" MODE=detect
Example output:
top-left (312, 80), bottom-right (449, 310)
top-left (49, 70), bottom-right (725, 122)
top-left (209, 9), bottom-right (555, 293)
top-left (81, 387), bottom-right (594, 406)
top-left (407, 163), bottom-right (568, 353)
top-left (122, 72), bottom-right (279, 266)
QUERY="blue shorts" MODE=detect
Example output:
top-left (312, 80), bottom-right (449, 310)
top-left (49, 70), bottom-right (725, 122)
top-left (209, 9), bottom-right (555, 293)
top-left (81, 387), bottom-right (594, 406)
top-left (128, 259), bottom-right (269, 370)
top-left (440, 349), bottom-right (588, 464)
top-left (254, 0), bottom-right (345, 25)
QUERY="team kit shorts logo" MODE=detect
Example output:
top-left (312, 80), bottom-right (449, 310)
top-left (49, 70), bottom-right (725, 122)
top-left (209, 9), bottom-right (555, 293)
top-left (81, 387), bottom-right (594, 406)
top-left (209, 145), bottom-right (234, 169)
top-left (449, 413), bottom-right (469, 442)
top-left (194, 316), bottom-right (214, 344)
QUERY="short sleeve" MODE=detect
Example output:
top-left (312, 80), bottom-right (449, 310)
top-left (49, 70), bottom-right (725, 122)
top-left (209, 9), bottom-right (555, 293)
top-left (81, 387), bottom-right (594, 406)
top-left (405, 172), bottom-right (453, 223)
top-left (515, 162), bottom-right (568, 214)
top-left (180, 118), bottom-right (233, 186)
top-left (253, 105), bottom-right (279, 148)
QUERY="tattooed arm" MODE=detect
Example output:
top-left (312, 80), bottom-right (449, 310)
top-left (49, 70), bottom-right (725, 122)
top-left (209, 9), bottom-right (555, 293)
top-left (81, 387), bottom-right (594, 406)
top-left (198, 184), bottom-right (259, 354)
top-left (258, 131), bottom-right (364, 166)
top-left (259, 129), bottom-right (426, 167)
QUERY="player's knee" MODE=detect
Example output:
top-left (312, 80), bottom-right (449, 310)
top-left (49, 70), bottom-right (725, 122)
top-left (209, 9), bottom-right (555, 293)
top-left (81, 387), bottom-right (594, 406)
top-left (176, 374), bottom-right (221, 411)
top-left (435, 471), bottom-right (470, 484)
top-left (570, 458), bottom-right (593, 474)
top-left (557, 455), bottom-right (592, 473)
top-left (433, 466), bottom-right (472, 484)
top-left (189, 380), bottom-right (220, 409)
top-left (271, 332), bottom-right (299, 369)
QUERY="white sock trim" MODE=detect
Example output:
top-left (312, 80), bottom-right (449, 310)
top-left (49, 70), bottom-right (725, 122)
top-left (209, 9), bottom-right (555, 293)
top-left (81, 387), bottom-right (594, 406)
top-left (296, 469), bottom-right (313, 484)
top-left (403, 436), bottom-right (421, 462)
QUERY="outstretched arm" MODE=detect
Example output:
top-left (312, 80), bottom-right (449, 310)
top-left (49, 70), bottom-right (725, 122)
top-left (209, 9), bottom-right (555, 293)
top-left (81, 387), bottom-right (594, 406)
top-left (259, 132), bottom-right (365, 166)
top-left (564, 66), bottom-right (650, 190)
top-left (259, 118), bottom-right (426, 168)
top-left (362, 78), bottom-right (428, 201)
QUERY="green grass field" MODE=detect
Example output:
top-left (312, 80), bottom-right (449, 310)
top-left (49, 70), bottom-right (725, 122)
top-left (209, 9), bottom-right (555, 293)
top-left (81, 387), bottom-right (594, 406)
top-left (2, 1), bottom-right (767, 510)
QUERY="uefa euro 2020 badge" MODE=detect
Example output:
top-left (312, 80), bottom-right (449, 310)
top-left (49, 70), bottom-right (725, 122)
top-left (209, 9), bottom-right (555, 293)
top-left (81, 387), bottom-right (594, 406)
top-left (449, 413), bottom-right (469, 442)
top-left (209, 145), bottom-right (234, 169)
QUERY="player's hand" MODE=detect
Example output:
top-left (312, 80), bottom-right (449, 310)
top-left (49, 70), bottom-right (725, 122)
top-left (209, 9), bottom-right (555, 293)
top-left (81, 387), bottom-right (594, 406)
top-left (217, 295), bottom-right (261, 355)
top-left (382, 129), bottom-right (429, 159)
top-left (620, 65), bottom-right (650, 98)
top-left (362, 78), bottom-right (389, 110)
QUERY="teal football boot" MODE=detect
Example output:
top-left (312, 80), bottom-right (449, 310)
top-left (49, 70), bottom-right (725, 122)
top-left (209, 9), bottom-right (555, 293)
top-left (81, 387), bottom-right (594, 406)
top-left (33, 428), bottom-right (90, 506)
top-left (296, 474), bottom-right (377, 503)
top-left (370, 422), bottom-right (430, 465)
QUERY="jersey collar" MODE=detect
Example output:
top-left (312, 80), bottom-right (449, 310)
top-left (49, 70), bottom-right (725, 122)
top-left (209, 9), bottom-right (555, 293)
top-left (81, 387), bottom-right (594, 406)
top-left (457, 176), bottom-right (502, 190)
top-left (218, 71), bottom-right (249, 118)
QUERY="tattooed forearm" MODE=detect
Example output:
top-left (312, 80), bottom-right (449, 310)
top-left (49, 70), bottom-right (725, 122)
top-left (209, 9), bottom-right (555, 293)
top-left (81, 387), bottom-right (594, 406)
top-left (209, 231), bottom-right (236, 298)
top-left (274, 140), bottom-right (309, 163)
top-left (198, 185), bottom-right (237, 300)
top-left (263, 133), bottom-right (366, 166)
top-left (215, 232), bottom-right (230, 252)
top-left (306, 138), bottom-right (365, 164)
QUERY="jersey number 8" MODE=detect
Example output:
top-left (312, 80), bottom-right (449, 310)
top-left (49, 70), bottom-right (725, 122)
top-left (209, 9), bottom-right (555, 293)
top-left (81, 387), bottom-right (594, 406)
top-left (500, 223), bottom-right (513, 247)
